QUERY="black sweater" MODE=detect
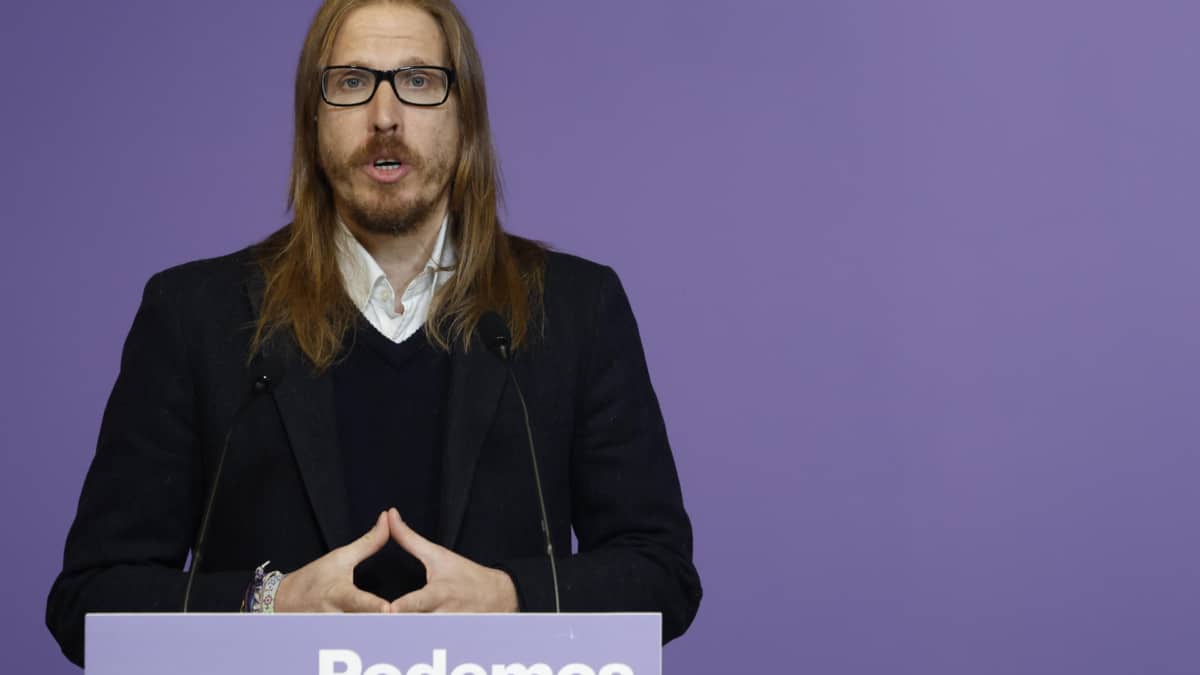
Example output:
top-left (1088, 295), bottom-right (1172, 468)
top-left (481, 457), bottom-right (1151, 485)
top-left (333, 322), bottom-right (450, 600)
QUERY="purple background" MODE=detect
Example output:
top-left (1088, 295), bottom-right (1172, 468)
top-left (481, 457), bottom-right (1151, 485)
top-left (2, 1), bottom-right (1198, 672)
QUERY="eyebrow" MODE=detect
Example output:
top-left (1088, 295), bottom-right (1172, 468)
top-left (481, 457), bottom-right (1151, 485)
top-left (334, 56), bottom-right (444, 69)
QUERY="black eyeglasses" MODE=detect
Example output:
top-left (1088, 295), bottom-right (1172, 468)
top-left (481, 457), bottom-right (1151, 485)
top-left (320, 65), bottom-right (457, 107)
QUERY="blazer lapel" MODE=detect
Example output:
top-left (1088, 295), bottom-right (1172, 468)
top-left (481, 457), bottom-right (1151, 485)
top-left (439, 333), bottom-right (508, 549)
top-left (245, 270), bottom-right (353, 551)
top-left (271, 352), bottom-right (354, 551)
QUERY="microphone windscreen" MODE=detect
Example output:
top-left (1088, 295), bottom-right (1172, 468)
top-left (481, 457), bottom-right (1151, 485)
top-left (478, 311), bottom-right (512, 360)
top-left (249, 351), bottom-right (286, 393)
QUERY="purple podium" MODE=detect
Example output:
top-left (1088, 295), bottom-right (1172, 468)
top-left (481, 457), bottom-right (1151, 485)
top-left (85, 613), bottom-right (661, 674)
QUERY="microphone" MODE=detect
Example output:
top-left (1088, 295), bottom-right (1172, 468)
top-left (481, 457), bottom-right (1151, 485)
top-left (181, 355), bottom-right (283, 612)
top-left (478, 312), bottom-right (561, 613)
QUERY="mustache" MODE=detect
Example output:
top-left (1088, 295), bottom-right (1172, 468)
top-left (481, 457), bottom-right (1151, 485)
top-left (347, 136), bottom-right (421, 168)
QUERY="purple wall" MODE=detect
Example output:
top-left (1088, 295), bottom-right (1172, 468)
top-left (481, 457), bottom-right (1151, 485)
top-left (3, 1), bottom-right (1198, 672)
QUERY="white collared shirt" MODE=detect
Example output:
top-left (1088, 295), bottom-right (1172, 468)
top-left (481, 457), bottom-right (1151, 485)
top-left (336, 217), bottom-right (456, 343)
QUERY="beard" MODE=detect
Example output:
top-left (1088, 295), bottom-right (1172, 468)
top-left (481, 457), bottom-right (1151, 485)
top-left (322, 134), bottom-right (455, 236)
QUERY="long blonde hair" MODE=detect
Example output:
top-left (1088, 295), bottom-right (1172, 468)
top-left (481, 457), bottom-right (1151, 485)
top-left (252, 0), bottom-right (544, 371)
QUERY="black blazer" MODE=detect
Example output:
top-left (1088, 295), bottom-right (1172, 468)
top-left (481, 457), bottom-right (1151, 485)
top-left (46, 239), bottom-right (701, 667)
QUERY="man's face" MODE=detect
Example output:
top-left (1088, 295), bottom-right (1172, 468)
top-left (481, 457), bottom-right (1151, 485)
top-left (318, 3), bottom-right (460, 236)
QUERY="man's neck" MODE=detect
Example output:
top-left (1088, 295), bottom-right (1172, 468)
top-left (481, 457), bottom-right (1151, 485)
top-left (343, 208), bottom-right (447, 293)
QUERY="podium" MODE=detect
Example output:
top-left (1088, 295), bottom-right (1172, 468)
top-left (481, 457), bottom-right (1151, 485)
top-left (85, 613), bottom-right (661, 674)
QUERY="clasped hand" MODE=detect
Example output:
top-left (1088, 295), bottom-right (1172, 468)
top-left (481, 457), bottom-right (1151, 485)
top-left (274, 508), bottom-right (518, 613)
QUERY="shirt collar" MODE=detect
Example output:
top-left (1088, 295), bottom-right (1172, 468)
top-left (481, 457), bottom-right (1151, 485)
top-left (336, 215), bottom-right (455, 312)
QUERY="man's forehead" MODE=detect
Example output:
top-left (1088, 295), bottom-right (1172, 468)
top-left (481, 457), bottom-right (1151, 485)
top-left (329, 4), bottom-right (447, 66)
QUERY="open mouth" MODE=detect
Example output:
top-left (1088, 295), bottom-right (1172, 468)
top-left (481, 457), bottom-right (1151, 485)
top-left (364, 157), bottom-right (410, 183)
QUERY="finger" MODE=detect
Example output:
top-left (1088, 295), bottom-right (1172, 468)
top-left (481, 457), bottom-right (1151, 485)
top-left (387, 508), bottom-right (442, 566)
top-left (333, 585), bottom-right (391, 613)
top-left (390, 586), bottom-right (439, 613)
top-left (340, 511), bottom-right (391, 566)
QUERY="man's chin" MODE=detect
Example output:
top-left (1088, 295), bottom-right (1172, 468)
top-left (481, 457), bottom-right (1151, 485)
top-left (334, 176), bottom-right (447, 235)
top-left (344, 200), bottom-right (436, 237)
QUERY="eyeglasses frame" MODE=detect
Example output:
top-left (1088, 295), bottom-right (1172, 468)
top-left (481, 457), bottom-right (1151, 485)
top-left (320, 65), bottom-right (458, 108)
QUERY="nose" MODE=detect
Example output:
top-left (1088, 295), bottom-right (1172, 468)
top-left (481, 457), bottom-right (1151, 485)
top-left (366, 79), bottom-right (405, 134)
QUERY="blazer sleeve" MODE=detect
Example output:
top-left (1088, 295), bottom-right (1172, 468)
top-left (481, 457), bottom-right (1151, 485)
top-left (499, 265), bottom-right (703, 643)
top-left (46, 272), bottom-right (249, 667)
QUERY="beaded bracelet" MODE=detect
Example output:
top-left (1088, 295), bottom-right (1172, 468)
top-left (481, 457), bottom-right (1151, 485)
top-left (241, 561), bottom-right (286, 613)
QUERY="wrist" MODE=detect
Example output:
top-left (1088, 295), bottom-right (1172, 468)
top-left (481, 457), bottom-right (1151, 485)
top-left (493, 569), bottom-right (519, 612)
top-left (243, 561), bottom-right (286, 613)
top-left (256, 570), bottom-right (285, 613)
top-left (271, 572), bottom-right (295, 612)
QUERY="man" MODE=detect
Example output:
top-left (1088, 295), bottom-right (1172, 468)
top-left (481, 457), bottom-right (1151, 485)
top-left (46, 0), bottom-right (701, 667)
